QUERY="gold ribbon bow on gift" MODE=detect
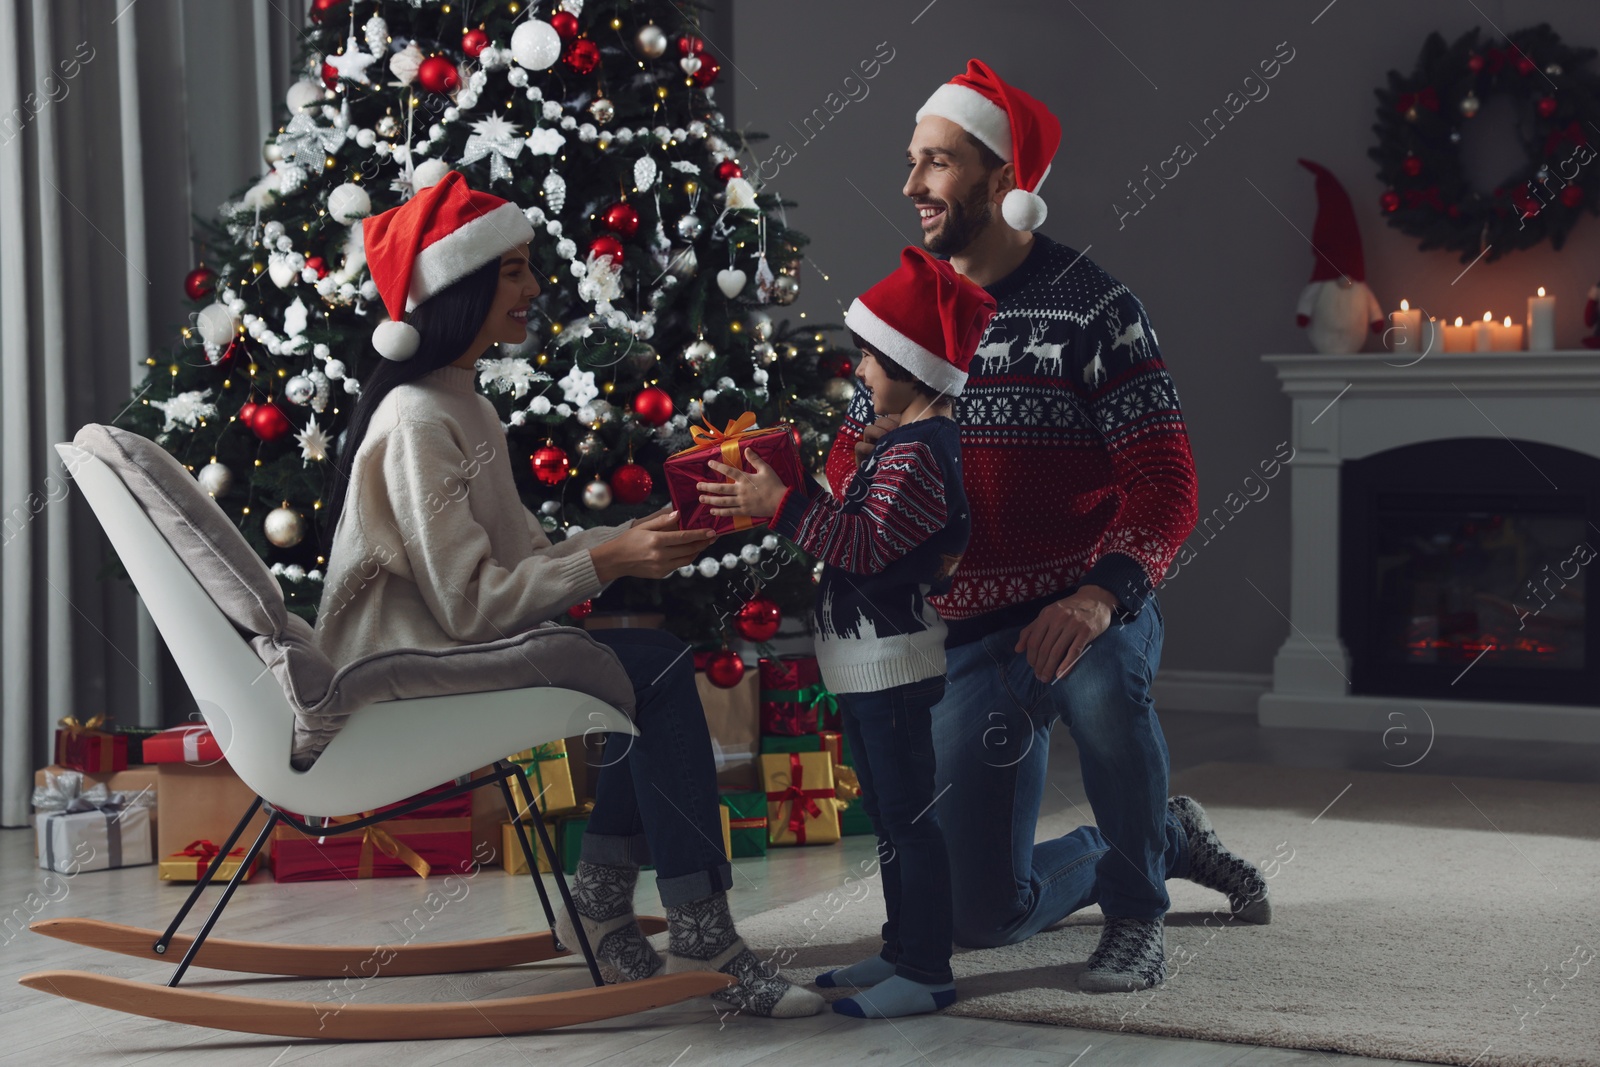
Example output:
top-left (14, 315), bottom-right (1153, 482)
top-left (58, 714), bottom-right (112, 737)
top-left (325, 816), bottom-right (435, 879)
top-left (682, 411), bottom-right (763, 532)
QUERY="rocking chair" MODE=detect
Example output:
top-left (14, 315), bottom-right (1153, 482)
top-left (20, 427), bottom-right (730, 1039)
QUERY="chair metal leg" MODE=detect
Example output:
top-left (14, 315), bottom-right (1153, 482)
top-left (494, 766), bottom-right (559, 931)
top-left (500, 760), bottom-right (606, 989)
top-left (167, 810), bottom-right (279, 988)
top-left (153, 796), bottom-right (264, 955)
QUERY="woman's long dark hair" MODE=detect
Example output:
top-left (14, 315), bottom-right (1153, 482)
top-left (323, 257), bottom-right (501, 527)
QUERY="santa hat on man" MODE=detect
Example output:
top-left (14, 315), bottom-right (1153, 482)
top-left (845, 247), bottom-right (997, 398)
top-left (915, 59), bottom-right (1062, 232)
top-left (361, 169), bottom-right (535, 360)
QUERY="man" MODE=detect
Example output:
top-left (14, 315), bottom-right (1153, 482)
top-left (823, 60), bottom-right (1271, 992)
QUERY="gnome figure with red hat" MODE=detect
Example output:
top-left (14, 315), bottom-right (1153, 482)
top-left (818, 60), bottom-right (1271, 998)
top-left (315, 170), bottom-right (824, 1021)
top-left (1294, 158), bottom-right (1386, 354)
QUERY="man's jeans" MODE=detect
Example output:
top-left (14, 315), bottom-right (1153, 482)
top-left (931, 596), bottom-right (1190, 948)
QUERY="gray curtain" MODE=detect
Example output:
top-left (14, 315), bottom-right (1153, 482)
top-left (0, 0), bottom-right (307, 825)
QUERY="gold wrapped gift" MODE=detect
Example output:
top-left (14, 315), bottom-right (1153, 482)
top-left (760, 751), bottom-right (841, 847)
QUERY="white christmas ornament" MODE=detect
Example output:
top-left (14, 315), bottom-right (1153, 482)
top-left (282, 296), bottom-right (309, 338)
top-left (477, 356), bottom-right (550, 399)
top-left (558, 365), bottom-right (599, 407)
top-left (716, 269), bottom-right (747, 299)
top-left (389, 43), bottom-right (424, 86)
top-left (285, 80), bottom-right (322, 114)
top-left (196, 462), bottom-right (232, 498)
top-left (543, 170), bottom-right (567, 213)
top-left (327, 182), bottom-right (371, 223)
top-left (723, 177), bottom-right (758, 211)
top-left (150, 390), bottom-right (217, 433)
top-left (362, 15), bottom-right (388, 59)
top-left (510, 20), bottom-right (562, 70)
top-left (411, 157), bottom-right (451, 191)
top-left (196, 303), bottom-right (236, 347)
top-left (267, 254), bottom-right (298, 289)
top-left (295, 415), bottom-right (330, 465)
top-left (460, 114), bottom-right (525, 183)
top-left (583, 477), bottom-right (613, 510)
top-left (633, 155), bottom-right (658, 192)
top-left (264, 506), bottom-right (304, 548)
top-left (326, 35), bottom-right (377, 84)
top-left (525, 126), bottom-right (565, 156)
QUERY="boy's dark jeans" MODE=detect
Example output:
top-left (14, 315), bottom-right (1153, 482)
top-left (837, 676), bottom-right (953, 986)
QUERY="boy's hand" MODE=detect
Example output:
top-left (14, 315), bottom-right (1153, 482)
top-left (698, 454), bottom-right (789, 519)
top-left (854, 413), bottom-right (900, 464)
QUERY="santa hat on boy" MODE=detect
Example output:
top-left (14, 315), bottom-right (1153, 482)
top-left (845, 247), bottom-right (997, 398)
top-left (915, 59), bottom-right (1062, 232)
top-left (361, 170), bottom-right (535, 360)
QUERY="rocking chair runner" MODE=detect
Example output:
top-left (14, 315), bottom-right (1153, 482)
top-left (20, 429), bottom-right (732, 1040)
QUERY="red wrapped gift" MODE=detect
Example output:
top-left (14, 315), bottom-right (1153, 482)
top-left (758, 656), bottom-right (835, 736)
top-left (664, 412), bottom-right (805, 535)
top-left (140, 725), bottom-right (225, 765)
top-left (54, 716), bottom-right (128, 773)
top-left (270, 783), bottom-right (474, 882)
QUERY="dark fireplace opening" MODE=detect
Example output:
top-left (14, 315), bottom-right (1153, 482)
top-left (1341, 438), bottom-right (1600, 707)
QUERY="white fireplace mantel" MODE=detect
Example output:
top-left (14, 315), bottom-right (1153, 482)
top-left (1257, 349), bottom-right (1600, 744)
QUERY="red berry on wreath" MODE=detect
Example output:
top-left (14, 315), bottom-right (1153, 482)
top-left (715, 158), bottom-right (744, 182)
top-left (563, 38), bottom-right (600, 74)
top-left (567, 598), bottom-right (594, 620)
top-left (600, 202), bottom-right (640, 238)
top-left (1401, 156), bottom-right (1423, 178)
top-left (611, 462), bottom-right (653, 504)
top-left (462, 28), bottom-right (490, 58)
top-left (184, 265), bottom-right (216, 301)
top-left (1537, 96), bottom-right (1559, 119)
top-left (632, 386), bottom-right (674, 426)
top-left (704, 648), bottom-right (745, 688)
top-left (550, 11), bottom-right (580, 39)
top-left (531, 443), bottom-right (571, 486)
top-left (733, 594), bottom-right (782, 642)
top-left (1380, 190), bottom-right (1401, 213)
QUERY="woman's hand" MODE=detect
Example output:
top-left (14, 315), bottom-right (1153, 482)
top-left (589, 509), bottom-right (715, 583)
top-left (698, 454), bottom-right (788, 519)
top-left (854, 413), bottom-right (900, 464)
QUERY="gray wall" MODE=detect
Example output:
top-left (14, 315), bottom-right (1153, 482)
top-left (726, 0), bottom-right (1600, 681)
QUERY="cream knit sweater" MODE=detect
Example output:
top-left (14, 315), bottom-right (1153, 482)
top-left (314, 363), bottom-right (629, 668)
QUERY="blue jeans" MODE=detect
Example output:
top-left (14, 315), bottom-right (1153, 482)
top-left (837, 676), bottom-right (954, 986)
top-left (931, 596), bottom-right (1190, 947)
top-left (580, 628), bottom-right (733, 907)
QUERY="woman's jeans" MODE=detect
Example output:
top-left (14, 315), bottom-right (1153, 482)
top-left (931, 596), bottom-right (1190, 948)
top-left (837, 676), bottom-right (954, 986)
top-left (580, 628), bottom-right (733, 907)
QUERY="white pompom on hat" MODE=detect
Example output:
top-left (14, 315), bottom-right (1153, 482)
top-left (361, 169), bottom-right (535, 360)
top-left (915, 59), bottom-right (1062, 232)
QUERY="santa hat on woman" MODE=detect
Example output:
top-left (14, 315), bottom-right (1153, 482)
top-left (915, 59), bottom-right (1062, 232)
top-left (361, 170), bottom-right (535, 360)
top-left (845, 247), bottom-right (997, 398)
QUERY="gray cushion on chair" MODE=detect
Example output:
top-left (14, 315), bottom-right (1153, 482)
top-left (73, 424), bottom-right (637, 769)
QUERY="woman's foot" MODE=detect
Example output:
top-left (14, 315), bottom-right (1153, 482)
top-left (815, 954), bottom-right (896, 989)
top-left (1169, 795), bottom-right (1272, 924)
top-left (665, 893), bottom-right (824, 1018)
top-left (553, 860), bottom-right (663, 984)
top-left (833, 974), bottom-right (956, 1018)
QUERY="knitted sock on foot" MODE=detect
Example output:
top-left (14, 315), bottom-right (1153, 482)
top-left (665, 893), bottom-right (823, 1018)
top-left (815, 954), bottom-right (896, 989)
top-left (833, 975), bottom-right (956, 1018)
top-left (1169, 795), bottom-right (1272, 923)
top-left (1080, 915), bottom-right (1166, 993)
top-left (553, 860), bottom-right (662, 984)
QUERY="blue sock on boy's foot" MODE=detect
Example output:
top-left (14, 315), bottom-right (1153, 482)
top-left (815, 954), bottom-right (896, 989)
top-left (832, 974), bottom-right (957, 1018)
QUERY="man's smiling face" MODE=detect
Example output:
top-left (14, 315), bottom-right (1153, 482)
top-left (903, 115), bottom-right (1004, 256)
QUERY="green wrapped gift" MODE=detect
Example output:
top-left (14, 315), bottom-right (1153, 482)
top-left (720, 791), bottom-right (768, 858)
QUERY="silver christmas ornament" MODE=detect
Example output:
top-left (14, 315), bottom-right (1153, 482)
top-left (636, 24), bottom-right (668, 59)
top-left (196, 462), bottom-right (233, 498)
top-left (1546, 63), bottom-right (1563, 76)
top-left (264, 506), bottom-right (304, 548)
top-left (1459, 91), bottom-right (1480, 118)
top-left (1449, 129), bottom-right (1462, 143)
top-left (583, 477), bottom-right (613, 510)
top-left (772, 273), bottom-right (800, 305)
top-left (747, 311), bottom-right (774, 341)
top-left (676, 214), bottom-right (704, 240)
top-left (824, 378), bottom-right (856, 405)
top-left (666, 245), bottom-right (698, 282)
top-left (376, 114), bottom-right (399, 138)
top-left (263, 141), bottom-right (283, 165)
top-left (684, 337), bottom-right (716, 369)
top-left (753, 341), bottom-right (778, 365)
top-left (626, 342), bottom-right (659, 372)
top-left (285, 374), bottom-right (317, 406)
top-left (577, 432), bottom-right (603, 457)
top-left (588, 97), bottom-right (615, 124)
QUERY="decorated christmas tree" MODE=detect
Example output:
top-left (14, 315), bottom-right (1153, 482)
top-left (114, 0), bottom-right (859, 650)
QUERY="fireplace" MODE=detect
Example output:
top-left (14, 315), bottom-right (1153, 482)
top-left (1340, 438), bottom-right (1599, 707)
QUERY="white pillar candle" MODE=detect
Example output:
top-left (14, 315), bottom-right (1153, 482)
top-left (1388, 299), bottom-right (1424, 354)
top-left (1474, 311), bottom-right (1495, 352)
top-left (1526, 287), bottom-right (1556, 350)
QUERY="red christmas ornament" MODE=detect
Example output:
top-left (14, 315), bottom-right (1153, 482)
top-left (304, 255), bottom-right (329, 279)
top-left (632, 386), bottom-right (674, 426)
top-left (417, 55), bottom-right (460, 94)
top-left (461, 28), bottom-right (490, 58)
top-left (184, 265), bottom-right (216, 301)
top-left (321, 61), bottom-right (340, 90)
top-left (238, 400), bottom-right (259, 425)
top-left (690, 55), bottom-right (721, 87)
top-left (733, 595), bottom-right (781, 642)
top-left (588, 234), bottom-right (625, 264)
top-left (1515, 55), bottom-right (1536, 76)
top-left (715, 158), bottom-right (744, 182)
top-left (600, 202), bottom-right (641, 238)
top-left (1467, 53), bottom-right (1485, 74)
top-left (1401, 156), bottom-right (1423, 178)
top-left (250, 403), bottom-right (292, 442)
top-left (704, 648), bottom-right (745, 688)
top-left (1537, 96), bottom-right (1559, 119)
top-left (309, 0), bottom-right (344, 22)
top-left (563, 38), bottom-right (600, 75)
top-left (676, 35), bottom-right (704, 56)
top-left (215, 338), bottom-right (245, 372)
top-left (567, 598), bottom-right (594, 620)
top-left (550, 11), bottom-right (581, 39)
top-left (1380, 190), bottom-right (1401, 213)
top-left (611, 462), bottom-right (653, 504)
top-left (531, 443), bottom-right (571, 486)
top-left (1560, 184), bottom-right (1585, 209)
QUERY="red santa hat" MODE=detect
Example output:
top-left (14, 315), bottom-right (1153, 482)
top-left (1298, 158), bottom-right (1367, 284)
top-left (361, 170), bottom-right (535, 360)
top-left (915, 59), bottom-right (1062, 232)
top-left (845, 246), bottom-right (998, 398)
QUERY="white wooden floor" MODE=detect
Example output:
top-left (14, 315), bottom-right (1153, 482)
top-left (5, 709), bottom-right (1592, 1067)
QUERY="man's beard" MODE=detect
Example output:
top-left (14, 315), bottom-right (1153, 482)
top-left (924, 181), bottom-right (994, 256)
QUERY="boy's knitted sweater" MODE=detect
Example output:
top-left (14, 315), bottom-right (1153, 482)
top-left (825, 235), bottom-right (1199, 647)
top-left (770, 415), bottom-right (969, 694)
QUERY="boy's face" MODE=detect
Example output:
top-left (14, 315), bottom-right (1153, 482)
top-left (855, 350), bottom-right (921, 418)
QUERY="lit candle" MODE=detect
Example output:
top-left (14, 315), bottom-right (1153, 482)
top-left (1388, 299), bottom-right (1425, 354)
top-left (1497, 315), bottom-right (1524, 351)
top-left (1526, 286), bottom-right (1556, 350)
top-left (1474, 311), bottom-right (1495, 352)
top-left (1442, 315), bottom-right (1473, 352)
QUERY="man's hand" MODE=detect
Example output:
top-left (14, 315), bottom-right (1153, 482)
top-left (697, 454), bottom-right (789, 520)
top-left (1016, 585), bottom-right (1120, 683)
top-left (853, 413), bottom-right (900, 464)
top-left (590, 509), bottom-right (715, 583)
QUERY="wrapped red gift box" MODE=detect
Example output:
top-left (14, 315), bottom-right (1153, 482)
top-left (758, 656), bottom-right (830, 736)
top-left (270, 783), bottom-right (474, 882)
top-left (54, 717), bottom-right (127, 773)
top-left (664, 413), bottom-right (805, 535)
top-left (140, 725), bottom-right (225, 765)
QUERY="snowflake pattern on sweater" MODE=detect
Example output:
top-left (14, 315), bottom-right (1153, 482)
top-left (825, 235), bottom-right (1199, 647)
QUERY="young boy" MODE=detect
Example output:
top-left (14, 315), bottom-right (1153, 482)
top-left (697, 246), bottom-right (997, 1018)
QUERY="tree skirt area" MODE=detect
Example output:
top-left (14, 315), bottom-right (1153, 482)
top-left (734, 763), bottom-right (1600, 1066)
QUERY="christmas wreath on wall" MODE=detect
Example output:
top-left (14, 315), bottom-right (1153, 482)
top-left (1369, 23), bottom-right (1600, 264)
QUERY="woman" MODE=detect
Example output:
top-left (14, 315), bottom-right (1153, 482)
top-left (314, 171), bottom-right (821, 1019)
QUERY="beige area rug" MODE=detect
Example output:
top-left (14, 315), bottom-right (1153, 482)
top-left (736, 763), bottom-right (1600, 1066)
